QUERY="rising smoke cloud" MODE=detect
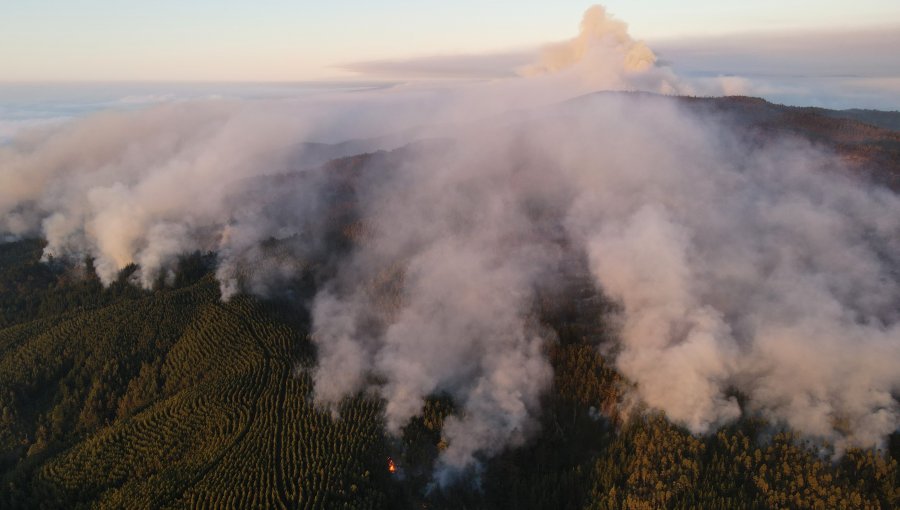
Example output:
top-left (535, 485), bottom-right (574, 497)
top-left (520, 5), bottom-right (682, 95)
top-left (1, 5), bottom-right (899, 480)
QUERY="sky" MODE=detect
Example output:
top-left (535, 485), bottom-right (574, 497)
top-left (1, 1), bottom-right (899, 82)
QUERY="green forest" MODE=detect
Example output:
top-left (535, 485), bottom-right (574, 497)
top-left (0, 237), bottom-right (897, 509)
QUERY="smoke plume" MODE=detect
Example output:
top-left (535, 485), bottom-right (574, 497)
top-left (1, 4), bottom-right (898, 480)
top-left (520, 5), bottom-right (683, 94)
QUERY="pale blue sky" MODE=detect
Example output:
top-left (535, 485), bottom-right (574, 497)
top-left (2, 1), bottom-right (899, 81)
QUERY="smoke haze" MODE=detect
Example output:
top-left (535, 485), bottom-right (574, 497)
top-left (1, 5), bottom-right (899, 479)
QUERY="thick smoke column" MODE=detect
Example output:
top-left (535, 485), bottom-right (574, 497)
top-left (555, 96), bottom-right (900, 448)
top-left (309, 142), bottom-right (562, 477)
top-left (521, 5), bottom-right (683, 94)
top-left (1, 4), bottom-right (899, 481)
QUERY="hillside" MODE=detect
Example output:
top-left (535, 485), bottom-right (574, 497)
top-left (574, 92), bottom-right (900, 190)
top-left (1, 95), bottom-right (900, 509)
top-left (0, 242), bottom-right (392, 508)
top-left (693, 95), bottom-right (900, 191)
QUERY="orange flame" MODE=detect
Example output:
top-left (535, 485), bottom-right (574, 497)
top-left (387, 457), bottom-right (397, 474)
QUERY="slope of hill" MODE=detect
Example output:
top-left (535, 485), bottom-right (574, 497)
top-left (699, 95), bottom-right (900, 190)
top-left (1, 239), bottom-right (897, 509)
top-left (568, 92), bottom-right (900, 190)
top-left (0, 242), bottom-right (393, 509)
top-left (1, 94), bottom-right (899, 509)
top-left (820, 108), bottom-right (900, 132)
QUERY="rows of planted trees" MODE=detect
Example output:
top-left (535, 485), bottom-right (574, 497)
top-left (0, 242), bottom-right (394, 508)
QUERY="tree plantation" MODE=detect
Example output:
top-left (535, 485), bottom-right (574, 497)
top-left (0, 238), bottom-right (897, 509)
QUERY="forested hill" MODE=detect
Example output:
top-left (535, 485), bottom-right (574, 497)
top-left (1, 240), bottom-right (394, 508)
top-left (1, 237), bottom-right (898, 508)
top-left (1, 95), bottom-right (900, 509)
top-left (569, 92), bottom-right (900, 191)
top-left (691, 95), bottom-right (900, 191)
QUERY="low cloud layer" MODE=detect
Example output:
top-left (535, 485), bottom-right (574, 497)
top-left (1, 5), bottom-right (899, 481)
top-left (341, 15), bottom-right (900, 109)
top-left (341, 52), bottom-right (528, 80)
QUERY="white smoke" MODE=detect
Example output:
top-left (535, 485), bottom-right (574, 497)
top-left (308, 142), bottom-right (561, 475)
top-left (0, 4), bottom-right (898, 481)
top-left (520, 5), bottom-right (684, 95)
top-left (557, 96), bottom-right (900, 449)
top-left (0, 100), bottom-right (318, 286)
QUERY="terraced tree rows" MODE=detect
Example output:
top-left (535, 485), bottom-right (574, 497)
top-left (0, 243), bottom-right (393, 509)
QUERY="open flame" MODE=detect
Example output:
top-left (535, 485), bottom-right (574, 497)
top-left (387, 457), bottom-right (397, 474)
